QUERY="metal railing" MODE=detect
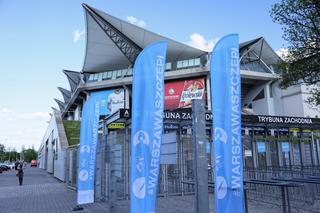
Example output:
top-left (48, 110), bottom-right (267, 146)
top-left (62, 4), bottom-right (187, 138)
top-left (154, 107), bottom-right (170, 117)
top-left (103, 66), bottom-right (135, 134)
top-left (66, 127), bottom-right (320, 212)
top-left (65, 145), bottom-right (79, 190)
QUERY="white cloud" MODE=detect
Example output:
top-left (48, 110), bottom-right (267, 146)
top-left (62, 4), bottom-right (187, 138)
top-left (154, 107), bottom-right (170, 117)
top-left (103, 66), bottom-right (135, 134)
top-left (276, 48), bottom-right (289, 59)
top-left (72, 29), bottom-right (85, 42)
top-left (0, 108), bottom-right (50, 121)
top-left (0, 108), bottom-right (50, 152)
top-left (126, 16), bottom-right (146, 28)
top-left (186, 33), bottom-right (219, 52)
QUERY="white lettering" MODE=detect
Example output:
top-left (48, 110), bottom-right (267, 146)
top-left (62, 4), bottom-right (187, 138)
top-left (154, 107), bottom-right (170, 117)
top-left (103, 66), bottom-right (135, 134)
top-left (230, 48), bottom-right (242, 190)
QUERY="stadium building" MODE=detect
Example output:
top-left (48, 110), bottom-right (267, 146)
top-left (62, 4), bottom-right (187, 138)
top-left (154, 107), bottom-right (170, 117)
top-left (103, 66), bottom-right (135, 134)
top-left (38, 3), bottom-right (320, 203)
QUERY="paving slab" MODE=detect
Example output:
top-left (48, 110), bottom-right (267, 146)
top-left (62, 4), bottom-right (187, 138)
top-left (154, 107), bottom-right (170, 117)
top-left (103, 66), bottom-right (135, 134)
top-left (0, 167), bottom-right (316, 213)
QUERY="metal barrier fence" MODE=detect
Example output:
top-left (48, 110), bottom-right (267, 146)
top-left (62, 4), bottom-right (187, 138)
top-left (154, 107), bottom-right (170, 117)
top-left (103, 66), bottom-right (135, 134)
top-left (65, 127), bottom-right (320, 212)
top-left (107, 128), bottom-right (199, 201)
top-left (244, 167), bottom-right (320, 212)
top-left (65, 145), bottom-right (79, 190)
top-left (244, 166), bottom-right (320, 179)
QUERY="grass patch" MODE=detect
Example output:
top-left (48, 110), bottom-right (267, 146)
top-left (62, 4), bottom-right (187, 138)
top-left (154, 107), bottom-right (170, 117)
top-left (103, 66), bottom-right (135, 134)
top-left (63, 120), bottom-right (81, 146)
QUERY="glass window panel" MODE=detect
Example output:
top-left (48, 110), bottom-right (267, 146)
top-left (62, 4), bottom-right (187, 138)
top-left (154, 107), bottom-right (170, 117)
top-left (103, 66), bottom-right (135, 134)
top-left (117, 70), bottom-right (122, 78)
top-left (182, 60), bottom-right (188, 67)
top-left (122, 69), bottom-right (127, 76)
top-left (112, 71), bottom-right (117, 79)
top-left (194, 58), bottom-right (200, 66)
top-left (98, 73), bottom-right (103, 81)
top-left (120, 69), bottom-right (126, 77)
top-left (177, 61), bottom-right (182, 68)
top-left (166, 62), bottom-right (172, 70)
top-left (107, 71), bottom-right (112, 79)
top-left (88, 74), bottom-right (94, 81)
top-left (93, 74), bottom-right (99, 80)
top-left (127, 68), bottom-right (133, 76)
top-left (188, 59), bottom-right (194, 66)
top-left (102, 72), bottom-right (108, 80)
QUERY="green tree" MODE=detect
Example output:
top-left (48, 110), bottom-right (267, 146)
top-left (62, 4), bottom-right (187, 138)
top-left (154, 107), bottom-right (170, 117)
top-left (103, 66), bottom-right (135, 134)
top-left (4, 149), bottom-right (19, 162)
top-left (23, 148), bottom-right (38, 163)
top-left (0, 144), bottom-right (5, 162)
top-left (270, 0), bottom-right (320, 107)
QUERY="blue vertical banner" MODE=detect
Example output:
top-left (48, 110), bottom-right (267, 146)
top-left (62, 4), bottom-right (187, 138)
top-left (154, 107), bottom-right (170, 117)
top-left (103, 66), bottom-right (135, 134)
top-left (77, 90), bottom-right (119, 205)
top-left (130, 41), bottom-right (167, 213)
top-left (210, 34), bottom-right (244, 212)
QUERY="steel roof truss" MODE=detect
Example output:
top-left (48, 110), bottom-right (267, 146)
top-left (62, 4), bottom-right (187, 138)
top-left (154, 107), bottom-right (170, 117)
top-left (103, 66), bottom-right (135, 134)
top-left (83, 4), bottom-right (142, 64)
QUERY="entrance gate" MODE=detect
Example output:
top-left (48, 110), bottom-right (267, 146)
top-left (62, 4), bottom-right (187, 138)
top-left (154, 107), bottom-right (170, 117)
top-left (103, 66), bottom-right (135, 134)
top-left (97, 110), bottom-right (320, 212)
top-left (103, 119), bottom-right (212, 204)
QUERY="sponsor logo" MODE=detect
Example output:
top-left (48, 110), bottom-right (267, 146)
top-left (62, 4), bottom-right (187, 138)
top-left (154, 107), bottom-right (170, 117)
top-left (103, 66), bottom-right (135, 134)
top-left (169, 88), bottom-right (175, 95)
top-left (80, 145), bottom-right (90, 153)
top-left (215, 127), bottom-right (228, 144)
top-left (179, 80), bottom-right (205, 108)
top-left (108, 122), bottom-right (125, 129)
top-left (216, 176), bottom-right (228, 199)
top-left (133, 130), bottom-right (150, 146)
top-left (79, 170), bottom-right (89, 182)
top-left (124, 109), bottom-right (130, 117)
top-left (132, 177), bottom-right (146, 199)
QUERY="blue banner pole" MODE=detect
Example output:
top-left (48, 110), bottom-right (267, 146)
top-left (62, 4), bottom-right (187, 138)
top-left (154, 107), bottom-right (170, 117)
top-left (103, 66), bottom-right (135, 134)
top-left (130, 41), bottom-right (167, 213)
top-left (210, 34), bottom-right (244, 213)
top-left (77, 95), bottom-right (100, 205)
top-left (77, 89), bottom-right (124, 205)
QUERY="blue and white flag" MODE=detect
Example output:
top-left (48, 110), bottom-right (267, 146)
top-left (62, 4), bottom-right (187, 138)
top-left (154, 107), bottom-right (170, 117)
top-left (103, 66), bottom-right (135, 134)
top-left (77, 90), bottom-right (115, 205)
top-left (210, 34), bottom-right (244, 212)
top-left (130, 41), bottom-right (167, 213)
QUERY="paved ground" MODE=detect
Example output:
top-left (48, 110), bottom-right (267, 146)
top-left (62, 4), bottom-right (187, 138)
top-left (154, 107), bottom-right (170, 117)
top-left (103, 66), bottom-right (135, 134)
top-left (0, 167), bottom-right (109, 213)
top-left (0, 167), bottom-right (317, 213)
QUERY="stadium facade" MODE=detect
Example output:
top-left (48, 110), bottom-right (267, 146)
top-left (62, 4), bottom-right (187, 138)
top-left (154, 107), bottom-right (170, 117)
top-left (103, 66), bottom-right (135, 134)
top-left (38, 3), bottom-right (320, 201)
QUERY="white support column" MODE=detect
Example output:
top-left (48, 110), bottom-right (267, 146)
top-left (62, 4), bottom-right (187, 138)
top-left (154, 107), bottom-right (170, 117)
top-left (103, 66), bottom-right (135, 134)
top-left (206, 74), bottom-right (211, 110)
top-left (125, 87), bottom-right (130, 109)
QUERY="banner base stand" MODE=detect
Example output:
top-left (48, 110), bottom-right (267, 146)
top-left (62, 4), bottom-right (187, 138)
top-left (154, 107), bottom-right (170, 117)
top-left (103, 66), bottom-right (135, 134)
top-left (71, 205), bottom-right (84, 211)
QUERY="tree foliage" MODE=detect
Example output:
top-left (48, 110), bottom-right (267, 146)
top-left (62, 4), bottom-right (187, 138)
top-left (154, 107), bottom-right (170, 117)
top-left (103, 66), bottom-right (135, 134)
top-left (0, 144), bottom-right (5, 161)
top-left (270, 0), bottom-right (320, 106)
top-left (23, 148), bottom-right (38, 163)
top-left (5, 150), bottom-right (19, 162)
top-left (0, 144), bottom-right (21, 162)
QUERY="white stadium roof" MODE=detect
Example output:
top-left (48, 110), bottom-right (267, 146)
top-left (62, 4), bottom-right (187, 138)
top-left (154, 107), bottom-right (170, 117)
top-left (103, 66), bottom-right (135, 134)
top-left (82, 4), bottom-right (207, 73)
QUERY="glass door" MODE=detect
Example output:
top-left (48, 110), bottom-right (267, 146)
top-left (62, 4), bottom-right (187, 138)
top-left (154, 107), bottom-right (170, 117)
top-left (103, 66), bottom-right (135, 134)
top-left (281, 142), bottom-right (291, 167)
top-left (291, 141), bottom-right (301, 166)
top-left (303, 139), bottom-right (313, 166)
top-left (243, 138), bottom-right (254, 168)
top-left (269, 140), bottom-right (279, 167)
top-left (256, 141), bottom-right (267, 168)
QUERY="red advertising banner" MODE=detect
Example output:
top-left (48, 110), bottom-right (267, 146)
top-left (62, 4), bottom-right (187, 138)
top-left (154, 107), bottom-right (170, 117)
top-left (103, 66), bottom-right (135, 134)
top-left (164, 78), bottom-right (206, 109)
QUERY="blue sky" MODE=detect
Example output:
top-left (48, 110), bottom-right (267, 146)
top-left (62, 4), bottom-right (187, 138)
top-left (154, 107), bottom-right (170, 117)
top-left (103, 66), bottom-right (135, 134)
top-left (0, 0), bottom-right (285, 151)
